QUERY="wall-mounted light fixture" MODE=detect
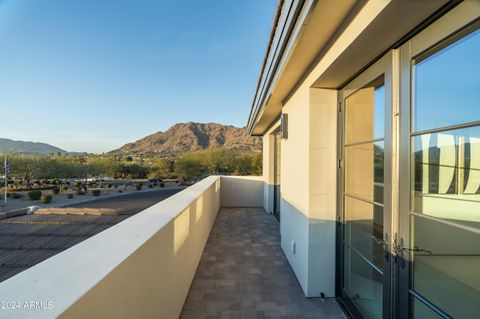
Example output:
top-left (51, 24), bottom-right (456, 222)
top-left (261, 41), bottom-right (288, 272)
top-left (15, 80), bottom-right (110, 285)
top-left (280, 113), bottom-right (288, 139)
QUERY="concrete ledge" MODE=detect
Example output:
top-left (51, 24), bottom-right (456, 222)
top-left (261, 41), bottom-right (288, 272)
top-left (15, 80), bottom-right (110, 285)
top-left (0, 176), bottom-right (221, 319)
top-left (35, 208), bottom-right (119, 215)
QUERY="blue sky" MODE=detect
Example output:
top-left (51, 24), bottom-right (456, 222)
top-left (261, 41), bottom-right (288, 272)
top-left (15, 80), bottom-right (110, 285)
top-left (0, 0), bottom-right (276, 153)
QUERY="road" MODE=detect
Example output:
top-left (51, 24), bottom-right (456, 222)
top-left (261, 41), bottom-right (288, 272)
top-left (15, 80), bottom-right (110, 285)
top-left (65, 187), bottom-right (186, 214)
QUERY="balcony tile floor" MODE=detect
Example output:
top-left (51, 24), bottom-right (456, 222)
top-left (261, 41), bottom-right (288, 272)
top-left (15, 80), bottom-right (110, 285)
top-left (181, 207), bottom-right (347, 319)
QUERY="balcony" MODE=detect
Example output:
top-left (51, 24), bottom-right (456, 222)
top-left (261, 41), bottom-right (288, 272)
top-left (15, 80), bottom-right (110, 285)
top-left (0, 176), bottom-right (346, 319)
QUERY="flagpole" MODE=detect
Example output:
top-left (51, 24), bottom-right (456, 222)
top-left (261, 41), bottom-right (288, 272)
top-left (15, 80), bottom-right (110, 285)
top-left (4, 156), bottom-right (7, 205)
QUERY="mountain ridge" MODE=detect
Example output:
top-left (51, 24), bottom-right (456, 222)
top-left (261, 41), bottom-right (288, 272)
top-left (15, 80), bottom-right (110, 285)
top-left (112, 122), bottom-right (262, 156)
top-left (0, 138), bottom-right (69, 155)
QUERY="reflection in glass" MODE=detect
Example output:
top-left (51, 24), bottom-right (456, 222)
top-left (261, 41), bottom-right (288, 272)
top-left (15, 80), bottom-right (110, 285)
top-left (343, 80), bottom-right (385, 319)
top-left (345, 141), bottom-right (384, 203)
top-left (413, 28), bottom-right (480, 132)
top-left (345, 82), bottom-right (384, 144)
top-left (344, 196), bottom-right (384, 268)
top-left (412, 215), bottom-right (480, 318)
top-left (413, 297), bottom-right (444, 319)
top-left (411, 126), bottom-right (480, 229)
top-left (344, 246), bottom-right (383, 319)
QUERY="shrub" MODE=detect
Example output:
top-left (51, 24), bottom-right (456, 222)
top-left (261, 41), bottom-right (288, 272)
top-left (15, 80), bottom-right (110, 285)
top-left (118, 189), bottom-right (123, 193)
top-left (12, 192), bottom-right (23, 199)
top-left (148, 184), bottom-right (153, 188)
top-left (52, 187), bottom-right (60, 195)
top-left (6, 193), bottom-right (11, 198)
top-left (91, 189), bottom-right (101, 196)
top-left (136, 184), bottom-right (142, 191)
top-left (28, 190), bottom-right (42, 200)
top-left (63, 186), bottom-right (68, 191)
top-left (159, 182), bottom-right (165, 188)
top-left (67, 193), bottom-right (74, 199)
top-left (76, 189), bottom-right (85, 195)
top-left (75, 181), bottom-right (81, 187)
top-left (52, 178), bottom-right (60, 185)
top-left (40, 195), bottom-right (52, 203)
top-left (106, 183), bottom-right (112, 188)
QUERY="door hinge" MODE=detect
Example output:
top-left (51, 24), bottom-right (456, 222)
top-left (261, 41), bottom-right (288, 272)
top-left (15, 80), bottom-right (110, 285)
top-left (338, 158), bottom-right (343, 169)
top-left (338, 101), bottom-right (342, 112)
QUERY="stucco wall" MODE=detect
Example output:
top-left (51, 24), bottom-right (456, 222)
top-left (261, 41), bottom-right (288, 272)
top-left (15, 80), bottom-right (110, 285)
top-left (307, 88), bottom-right (338, 297)
top-left (0, 177), bottom-right (222, 319)
top-left (279, 86), bottom-right (310, 293)
top-left (263, 84), bottom-right (338, 297)
top-left (220, 176), bottom-right (264, 207)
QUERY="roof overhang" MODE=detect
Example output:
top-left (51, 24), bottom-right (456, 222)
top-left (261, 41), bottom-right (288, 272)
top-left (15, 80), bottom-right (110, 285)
top-left (247, 0), bottom-right (454, 136)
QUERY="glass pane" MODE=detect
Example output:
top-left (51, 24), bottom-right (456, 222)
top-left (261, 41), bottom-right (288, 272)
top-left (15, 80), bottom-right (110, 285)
top-left (413, 297), bottom-right (444, 319)
top-left (413, 28), bottom-right (480, 132)
top-left (345, 141), bottom-right (384, 203)
top-left (412, 215), bottom-right (480, 318)
top-left (343, 246), bottom-right (383, 319)
top-left (345, 83), bottom-right (385, 144)
top-left (344, 196), bottom-right (384, 268)
top-left (411, 126), bottom-right (480, 230)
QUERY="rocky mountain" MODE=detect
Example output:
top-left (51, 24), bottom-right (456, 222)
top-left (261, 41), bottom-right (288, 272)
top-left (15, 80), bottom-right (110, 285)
top-left (112, 122), bottom-right (262, 156)
top-left (0, 138), bottom-right (68, 155)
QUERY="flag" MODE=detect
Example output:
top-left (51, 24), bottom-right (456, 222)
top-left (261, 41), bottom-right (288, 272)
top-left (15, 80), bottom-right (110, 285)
top-left (5, 158), bottom-right (10, 182)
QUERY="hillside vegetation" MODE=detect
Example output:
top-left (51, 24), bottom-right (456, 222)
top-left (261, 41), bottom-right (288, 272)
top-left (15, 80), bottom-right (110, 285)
top-left (3, 148), bottom-right (262, 186)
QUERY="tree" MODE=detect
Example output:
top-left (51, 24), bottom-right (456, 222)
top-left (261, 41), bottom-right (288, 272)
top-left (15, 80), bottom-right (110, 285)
top-left (174, 157), bottom-right (203, 179)
top-left (148, 158), bottom-right (172, 179)
top-left (10, 157), bottom-right (42, 189)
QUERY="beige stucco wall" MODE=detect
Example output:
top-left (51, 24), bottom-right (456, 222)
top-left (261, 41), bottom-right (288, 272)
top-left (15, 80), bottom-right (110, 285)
top-left (262, 83), bottom-right (338, 297)
top-left (220, 175), bottom-right (264, 207)
top-left (308, 88), bottom-right (338, 297)
top-left (0, 177), bottom-right (222, 319)
top-left (0, 176), bottom-right (270, 318)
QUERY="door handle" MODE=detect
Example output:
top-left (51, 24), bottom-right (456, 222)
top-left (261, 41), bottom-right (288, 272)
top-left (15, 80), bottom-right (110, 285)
top-left (371, 236), bottom-right (388, 248)
top-left (394, 244), bottom-right (432, 255)
top-left (371, 235), bottom-right (390, 263)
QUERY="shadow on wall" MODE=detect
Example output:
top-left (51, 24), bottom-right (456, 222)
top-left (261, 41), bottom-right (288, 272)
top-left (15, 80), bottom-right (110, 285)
top-left (220, 176), bottom-right (264, 207)
top-left (57, 178), bottom-right (222, 319)
top-left (279, 198), bottom-right (336, 298)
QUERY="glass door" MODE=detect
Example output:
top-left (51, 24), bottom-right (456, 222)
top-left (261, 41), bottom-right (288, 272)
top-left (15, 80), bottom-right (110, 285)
top-left (338, 53), bottom-right (393, 319)
top-left (273, 129), bottom-right (281, 221)
top-left (398, 10), bottom-right (480, 319)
